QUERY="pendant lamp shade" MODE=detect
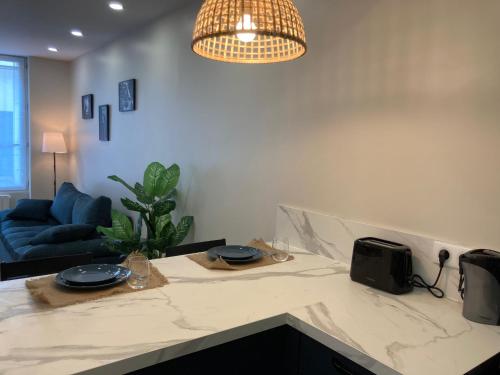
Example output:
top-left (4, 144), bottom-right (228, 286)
top-left (192, 0), bottom-right (307, 64)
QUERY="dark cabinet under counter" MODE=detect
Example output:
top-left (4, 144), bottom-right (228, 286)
top-left (465, 352), bottom-right (500, 375)
top-left (128, 325), bottom-right (375, 375)
top-left (298, 333), bottom-right (375, 375)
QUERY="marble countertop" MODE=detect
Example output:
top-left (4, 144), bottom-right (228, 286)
top-left (0, 250), bottom-right (499, 375)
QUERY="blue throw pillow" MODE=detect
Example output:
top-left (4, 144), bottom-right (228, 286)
top-left (72, 195), bottom-right (112, 227)
top-left (29, 224), bottom-right (96, 245)
top-left (7, 199), bottom-right (53, 221)
top-left (50, 182), bottom-right (83, 224)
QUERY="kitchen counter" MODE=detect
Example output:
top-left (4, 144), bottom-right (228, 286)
top-left (0, 249), bottom-right (498, 375)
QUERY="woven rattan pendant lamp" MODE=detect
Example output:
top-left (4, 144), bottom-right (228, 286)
top-left (192, 0), bottom-right (307, 64)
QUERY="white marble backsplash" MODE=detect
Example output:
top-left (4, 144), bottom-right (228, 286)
top-left (275, 205), bottom-right (466, 302)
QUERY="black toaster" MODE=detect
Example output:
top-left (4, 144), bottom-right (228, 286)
top-left (350, 237), bottom-right (413, 294)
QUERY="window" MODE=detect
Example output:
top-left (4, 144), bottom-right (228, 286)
top-left (0, 55), bottom-right (28, 191)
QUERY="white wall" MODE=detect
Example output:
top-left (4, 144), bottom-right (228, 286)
top-left (29, 57), bottom-right (71, 199)
top-left (70, 0), bottom-right (500, 249)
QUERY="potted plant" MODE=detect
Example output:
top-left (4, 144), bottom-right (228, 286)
top-left (97, 162), bottom-right (193, 259)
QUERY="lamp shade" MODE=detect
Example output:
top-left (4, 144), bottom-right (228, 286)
top-left (192, 0), bottom-right (306, 64)
top-left (42, 132), bottom-right (67, 154)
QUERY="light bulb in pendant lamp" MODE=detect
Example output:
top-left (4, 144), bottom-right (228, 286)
top-left (192, 0), bottom-right (307, 64)
top-left (236, 14), bottom-right (257, 43)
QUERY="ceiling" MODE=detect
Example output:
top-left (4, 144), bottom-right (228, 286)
top-left (0, 0), bottom-right (190, 61)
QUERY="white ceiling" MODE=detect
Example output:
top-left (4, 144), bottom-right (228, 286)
top-left (0, 0), bottom-right (191, 61)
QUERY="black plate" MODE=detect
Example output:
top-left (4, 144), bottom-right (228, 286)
top-left (208, 246), bottom-right (263, 264)
top-left (60, 264), bottom-right (122, 285)
top-left (210, 246), bottom-right (260, 260)
top-left (56, 266), bottom-right (131, 290)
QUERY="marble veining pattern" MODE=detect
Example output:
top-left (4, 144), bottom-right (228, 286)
top-left (276, 205), bottom-right (465, 302)
top-left (304, 302), bottom-right (366, 353)
top-left (0, 249), bottom-right (499, 375)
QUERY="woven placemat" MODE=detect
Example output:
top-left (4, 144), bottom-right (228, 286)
top-left (25, 262), bottom-right (168, 308)
top-left (187, 239), bottom-right (294, 271)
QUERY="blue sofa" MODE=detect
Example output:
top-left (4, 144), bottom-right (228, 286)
top-left (0, 183), bottom-right (118, 263)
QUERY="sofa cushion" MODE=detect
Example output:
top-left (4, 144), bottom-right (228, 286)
top-left (6, 199), bottom-right (53, 222)
top-left (29, 224), bottom-right (96, 246)
top-left (14, 239), bottom-right (111, 261)
top-left (50, 183), bottom-right (83, 224)
top-left (0, 209), bottom-right (12, 222)
top-left (3, 226), bottom-right (53, 238)
top-left (72, 195), bottom-right (112, 227)
top-left (7, 237), bottom-right (35, 250)
top-left (1, 218), bottom-right (58, 231)
top-left (0, 221), bottom-right (56, 258)
top-left (0, 238), bottom-right (14, 262)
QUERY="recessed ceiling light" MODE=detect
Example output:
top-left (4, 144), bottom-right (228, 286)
top-left (47, 47), bottom-right (59, 52)
top-left (108, 1), bottom-right (124, 11)
top-left (70, 29), bottom-right (84, 37)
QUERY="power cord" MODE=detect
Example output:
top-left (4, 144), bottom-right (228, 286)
top-left (458, 260), bottom-right (466, 300)
top-left (410, 249), bottom-right (450, 299)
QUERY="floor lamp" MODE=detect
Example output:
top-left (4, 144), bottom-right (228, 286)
top-left (42, 132), bottom-right (67, 197)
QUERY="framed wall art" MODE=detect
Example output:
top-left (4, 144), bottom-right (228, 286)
top-left (82, 94), bottom-right (94, 119)
top-left (99, 105), bottom-right (110, 141)
top-left (119, 79), bottom-right (136, 112)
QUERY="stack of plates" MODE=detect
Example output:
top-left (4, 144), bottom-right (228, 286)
top-left (55, 264), bottom-right (131, 290)
top-left (207, 246), bottom-right (263, 264)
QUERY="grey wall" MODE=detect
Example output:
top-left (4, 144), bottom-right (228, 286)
top-left (70, 0), bottom-right (500, 249)
top-left (29, 57), bottom-right (71, 199)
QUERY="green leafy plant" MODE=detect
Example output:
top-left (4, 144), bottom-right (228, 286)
top-left (97, 162), bottom-right (193, 259)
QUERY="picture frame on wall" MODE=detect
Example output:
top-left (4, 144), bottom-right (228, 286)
top-left (119, 79), bottom-right (136, 112)
top-left (82, 94), bottom-right (94, 119)
top-left (99, 105), bottom-right (110, 141)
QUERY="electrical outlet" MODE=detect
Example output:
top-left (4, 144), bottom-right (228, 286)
top-left (432, 241), bottom-right (469, 269)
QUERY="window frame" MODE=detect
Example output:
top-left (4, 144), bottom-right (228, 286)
top-left (0, 54), bottom-right (29, 193)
